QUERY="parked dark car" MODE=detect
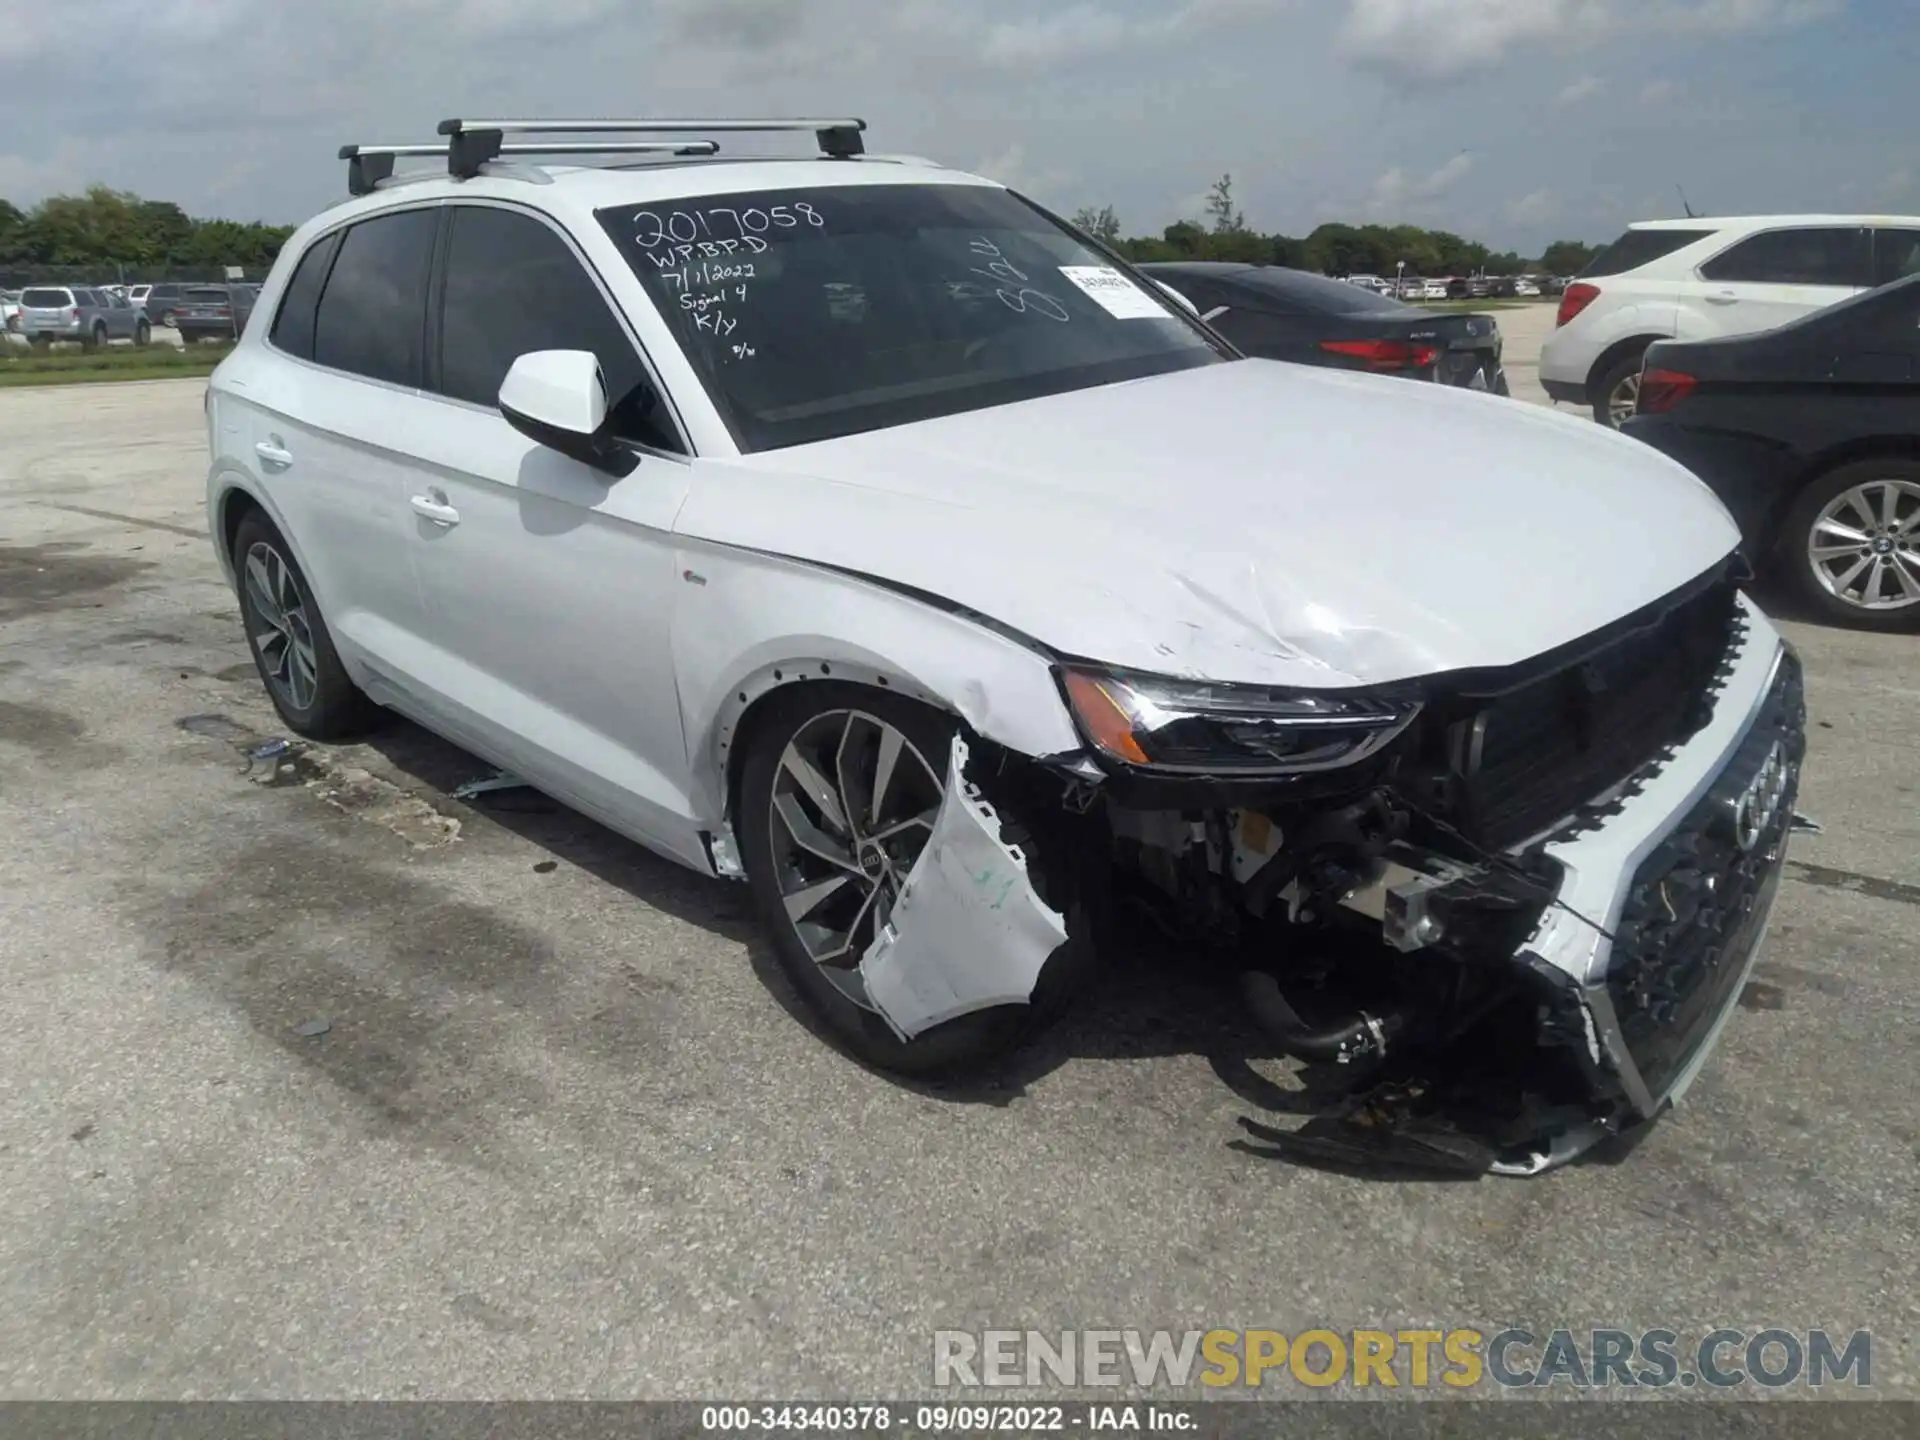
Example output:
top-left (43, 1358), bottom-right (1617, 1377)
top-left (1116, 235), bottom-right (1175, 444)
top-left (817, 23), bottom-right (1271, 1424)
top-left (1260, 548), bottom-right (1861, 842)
top-left (1141, 262), bottom-right (1509, 393)
top-left (174, 285), bottom-right (258, 343)
top-left (129, 282), bottom-right (195, 327)
top-left (1622, 272), bottom-right (1920, 631)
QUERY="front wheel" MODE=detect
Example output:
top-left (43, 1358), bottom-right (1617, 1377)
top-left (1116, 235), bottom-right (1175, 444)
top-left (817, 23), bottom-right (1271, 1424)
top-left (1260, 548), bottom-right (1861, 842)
top-left (1591, 351), bottom-right (1646, 428)
top-left (1781, 459), bottom-right (1920, 631)
top-left (736, 683), bottom-right (1086, 1075)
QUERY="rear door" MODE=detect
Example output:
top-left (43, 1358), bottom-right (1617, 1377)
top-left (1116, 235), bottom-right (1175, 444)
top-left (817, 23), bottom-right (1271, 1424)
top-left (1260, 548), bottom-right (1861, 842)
top-left (401, 201), bottom-right (702, 860)
top-left (1694, 225), bottom-right (1871, 336)
top-left (234, 210), bottom-right (439, 695)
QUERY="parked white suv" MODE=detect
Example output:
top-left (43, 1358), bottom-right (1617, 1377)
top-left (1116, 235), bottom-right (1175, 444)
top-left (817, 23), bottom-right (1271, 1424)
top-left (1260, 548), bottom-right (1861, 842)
top-left (205, 118), bottom-right (1807, 1172)
top-left (1541, 214), bottom-right (1920, 427)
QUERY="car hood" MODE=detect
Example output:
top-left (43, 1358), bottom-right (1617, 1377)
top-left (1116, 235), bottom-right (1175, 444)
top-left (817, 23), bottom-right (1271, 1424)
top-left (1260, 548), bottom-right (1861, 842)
top-left (676, 359), bottom-right (1740, 689)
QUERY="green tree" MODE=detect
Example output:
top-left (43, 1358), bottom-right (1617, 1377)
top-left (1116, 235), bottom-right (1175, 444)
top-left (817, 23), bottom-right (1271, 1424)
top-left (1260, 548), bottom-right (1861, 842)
top-left (1204, 174), bottom-right (1245, 235)
top-left (1071, 204), bottom-right (1122, 244)
top-left (1538, 239), bottom-right (1601, 275)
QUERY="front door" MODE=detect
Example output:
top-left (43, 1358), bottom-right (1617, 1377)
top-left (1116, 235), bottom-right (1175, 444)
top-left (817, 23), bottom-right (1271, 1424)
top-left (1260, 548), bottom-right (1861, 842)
top-left (399, 201), bottom-right (702, 863)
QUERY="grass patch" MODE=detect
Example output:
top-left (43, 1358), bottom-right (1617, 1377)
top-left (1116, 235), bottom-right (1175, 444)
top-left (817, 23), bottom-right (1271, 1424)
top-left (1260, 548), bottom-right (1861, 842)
top-left (0, 341), bottom-right (233, 387)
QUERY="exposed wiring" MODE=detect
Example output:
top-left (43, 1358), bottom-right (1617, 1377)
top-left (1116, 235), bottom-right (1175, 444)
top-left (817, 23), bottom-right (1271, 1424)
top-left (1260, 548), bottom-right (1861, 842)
top-left (1384, 785), bottom-right (1619, 944)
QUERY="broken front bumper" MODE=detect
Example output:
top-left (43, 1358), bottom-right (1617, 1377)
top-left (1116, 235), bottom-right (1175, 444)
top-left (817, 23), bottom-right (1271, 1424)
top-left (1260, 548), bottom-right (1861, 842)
top-left (1504, 594), bottom-right (1804, 1173)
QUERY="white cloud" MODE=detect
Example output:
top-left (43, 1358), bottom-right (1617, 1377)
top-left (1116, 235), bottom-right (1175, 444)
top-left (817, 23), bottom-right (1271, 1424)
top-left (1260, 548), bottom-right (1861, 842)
top-left (970, 142), bottom-right (1073, 204)
top-left (1337, 0), bottom-right (1842, 80)
top-left (1505, 188), bottom-right (1560, 225)
top-left (1555, 74), bottom-right (1604, 105)
top-left (1363, 151), bottom-right (1476, 217)
top-left (1639, 78), bottom-right (1678, 103)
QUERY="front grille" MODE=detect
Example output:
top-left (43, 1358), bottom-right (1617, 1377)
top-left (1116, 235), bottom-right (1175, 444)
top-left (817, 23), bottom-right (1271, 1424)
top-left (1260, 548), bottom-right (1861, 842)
top-left (1455, 577), bottom-right (1737, 849)
top-left (1606, 650), bottom-right (1806, 1098)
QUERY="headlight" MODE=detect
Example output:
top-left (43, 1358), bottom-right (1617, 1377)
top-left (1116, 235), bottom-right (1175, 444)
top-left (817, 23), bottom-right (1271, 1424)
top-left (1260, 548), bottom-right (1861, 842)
top-left (1061, 668), bottom-right (1420, 774)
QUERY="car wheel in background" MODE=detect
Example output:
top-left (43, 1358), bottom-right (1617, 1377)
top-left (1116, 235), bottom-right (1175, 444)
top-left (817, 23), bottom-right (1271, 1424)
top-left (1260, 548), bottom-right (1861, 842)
top-left (1592, 351), bottom-right (1647, 428)
top-left (736, 682), bottom-right (1088, 1076)
top-left (231, 512), bottom-right (381, 737)
top-left (134, 320), bottom-right (151, 347)
top-left (83, 325), bottom-right (106, 351)
top-left (158, 310), bottom-right (176, 328)
top-left (1781, 458), bottom-right (1920, 632)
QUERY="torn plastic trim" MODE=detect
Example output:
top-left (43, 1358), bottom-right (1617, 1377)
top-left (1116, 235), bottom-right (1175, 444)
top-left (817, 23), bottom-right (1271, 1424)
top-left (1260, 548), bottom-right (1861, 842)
top-left (858, 735), bottom-right (1068, 1041)
top-left (702, 825), bottom-right (745, 881)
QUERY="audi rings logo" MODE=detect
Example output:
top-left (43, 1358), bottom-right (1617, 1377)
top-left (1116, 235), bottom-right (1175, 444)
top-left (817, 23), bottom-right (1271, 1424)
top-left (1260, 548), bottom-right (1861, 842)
top-left (1733, 741), bottom-right (1790, 851)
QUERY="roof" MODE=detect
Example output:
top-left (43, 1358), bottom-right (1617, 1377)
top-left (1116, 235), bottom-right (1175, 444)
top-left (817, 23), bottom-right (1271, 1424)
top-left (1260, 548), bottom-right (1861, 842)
top-left (1629, 213), bottom-right (1920, 230)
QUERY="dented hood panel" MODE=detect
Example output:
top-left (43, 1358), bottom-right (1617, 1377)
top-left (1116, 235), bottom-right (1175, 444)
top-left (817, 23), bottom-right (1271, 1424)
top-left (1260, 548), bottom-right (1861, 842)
top-left (676, 359), bottom-right (1741, 688)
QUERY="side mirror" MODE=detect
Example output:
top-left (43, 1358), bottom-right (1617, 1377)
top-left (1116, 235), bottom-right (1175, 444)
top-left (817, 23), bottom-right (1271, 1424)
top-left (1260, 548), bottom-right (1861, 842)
top-left (498, 350), bottom-right (638, 478)
top-left (1153, 280), bottom-right (1200, 318)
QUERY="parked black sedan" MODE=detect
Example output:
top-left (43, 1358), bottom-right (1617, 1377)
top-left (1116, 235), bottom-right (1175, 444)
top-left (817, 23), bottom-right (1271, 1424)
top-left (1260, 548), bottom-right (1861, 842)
top-left (1140, 262), bottom-right (1508, 393)
top-left (174, 284), bottom-right (259, 344)
top-left (1622, 273), bottom-right (1920, 632)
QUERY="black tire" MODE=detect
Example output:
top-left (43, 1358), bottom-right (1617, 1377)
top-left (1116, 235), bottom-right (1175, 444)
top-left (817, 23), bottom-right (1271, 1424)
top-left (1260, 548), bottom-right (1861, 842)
top-left (134, 320), bottom-right (151, 347)
top-left (1778, 458), bottom-right (1920, 632)
top-left (736, 682), bottom-right (1088, 1076)
top-left (1591, 349), bottom-right (1647, 428)
top-left (231, 511), bottom-right (380, 738)
top-left (158, 309), bottom-right (176, 328)
top-left (84, 325), bottom-right (106, 351)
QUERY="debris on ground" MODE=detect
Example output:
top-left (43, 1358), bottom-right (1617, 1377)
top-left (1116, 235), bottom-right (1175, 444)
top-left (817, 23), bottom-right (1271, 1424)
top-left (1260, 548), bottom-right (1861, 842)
top-left (294, 1018), bottom-right (332, 1038)
top-left (452, 770), bottom-right (530, 801)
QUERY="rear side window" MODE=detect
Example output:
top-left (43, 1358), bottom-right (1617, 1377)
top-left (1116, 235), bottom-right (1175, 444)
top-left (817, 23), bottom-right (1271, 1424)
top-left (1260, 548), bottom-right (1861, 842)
top-left (21, 289), bottom-right (69, 307)
top-left (435, 205), bottom-right (676, 449)
top-left (312, 208), bottom-right (438, 386)
top-left (1872, 228), bottom-right (1920, 287)
top-left (1698, 226), bottom-right (1870, 286)
top-left (1580, 229), bottom-right (1714, 277)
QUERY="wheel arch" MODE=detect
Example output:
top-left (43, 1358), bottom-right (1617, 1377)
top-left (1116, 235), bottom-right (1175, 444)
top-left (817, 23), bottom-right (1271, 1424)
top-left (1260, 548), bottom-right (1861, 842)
top-left (673, 546), bottom-right (1084, 844)
top-left (1583, 334), bottom-right (1666, 400)
top-left (1770, 438), bottom-right (1920, 558)
top-left (207, 474), bottom-right (331, 612)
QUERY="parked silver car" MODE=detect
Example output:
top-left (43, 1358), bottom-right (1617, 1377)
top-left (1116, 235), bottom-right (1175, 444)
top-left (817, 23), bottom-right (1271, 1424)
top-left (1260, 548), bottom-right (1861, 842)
top-left (17, 285), bottom-right (152, 348)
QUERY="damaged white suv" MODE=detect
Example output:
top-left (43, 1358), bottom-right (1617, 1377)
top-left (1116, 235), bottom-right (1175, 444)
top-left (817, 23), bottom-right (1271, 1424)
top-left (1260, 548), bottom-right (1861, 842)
top-left (206, 119), bottom-right (1806, 1173)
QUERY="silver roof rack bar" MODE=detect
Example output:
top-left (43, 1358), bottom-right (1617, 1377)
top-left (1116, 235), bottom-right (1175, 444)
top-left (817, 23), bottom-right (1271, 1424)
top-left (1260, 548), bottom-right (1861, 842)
top-left (437, 116), bottom-right (867, 173)
top-left (340, 139), bottom-right (721, 195)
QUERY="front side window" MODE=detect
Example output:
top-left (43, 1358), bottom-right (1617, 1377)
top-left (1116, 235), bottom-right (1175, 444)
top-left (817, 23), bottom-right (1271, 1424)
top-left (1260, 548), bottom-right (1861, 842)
top-left (1698, 227), bottom-right (1871, 287)
top-left (312, 207), bottom-right (438, 386)
top-left (436, 205), bottom-right (677, 450)
top-left (595, 183), bottom-right (1225, 452)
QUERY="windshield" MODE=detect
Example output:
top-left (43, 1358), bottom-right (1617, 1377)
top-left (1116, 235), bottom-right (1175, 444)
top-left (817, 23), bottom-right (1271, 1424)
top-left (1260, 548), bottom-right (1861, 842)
top-left (595, 182), bottom-right (1225, 452)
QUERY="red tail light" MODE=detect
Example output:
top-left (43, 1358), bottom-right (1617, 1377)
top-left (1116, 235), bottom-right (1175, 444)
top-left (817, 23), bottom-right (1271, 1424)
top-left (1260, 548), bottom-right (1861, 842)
top-left (1319, 338), bottom-right (1440, 371)
top-left (1636, 367), bottom-right (1697, 415)
top-left (70, 307), bottom-right (81, 321)
top-left (1556, 282), bottom-right (1600, 327)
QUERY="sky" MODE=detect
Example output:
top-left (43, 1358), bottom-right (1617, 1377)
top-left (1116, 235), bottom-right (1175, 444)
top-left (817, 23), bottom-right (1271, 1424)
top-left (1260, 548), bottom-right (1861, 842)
top-left (2, 0), bottom-right (1916, 254)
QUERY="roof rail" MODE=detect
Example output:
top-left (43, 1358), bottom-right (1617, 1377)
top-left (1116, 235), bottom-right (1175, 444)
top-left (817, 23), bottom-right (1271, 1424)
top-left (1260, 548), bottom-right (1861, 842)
top-left (436, 116), bottom-right (867, 175)
top-left (338, 139), bottom-right (720, 196)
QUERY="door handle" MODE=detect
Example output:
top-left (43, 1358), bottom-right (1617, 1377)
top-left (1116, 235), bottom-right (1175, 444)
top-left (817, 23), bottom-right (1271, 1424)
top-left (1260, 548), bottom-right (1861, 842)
top-left (254, 439), bottom-right (293, 467)
top-left (1705, 291), bottom-right (1739, 305)
top-left (409, 492), bottom-right (460, 527)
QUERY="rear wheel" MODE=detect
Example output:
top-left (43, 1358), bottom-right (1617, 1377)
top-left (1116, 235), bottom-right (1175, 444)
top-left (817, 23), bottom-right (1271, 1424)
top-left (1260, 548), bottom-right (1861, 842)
top-left (232, 512), bottom-right (380, 737)
top-left (737, 683), bottom-right (1085, 1075)
top-left (1781, 459), bottom-right (1920, 631)
top-left (134, 320), bottom-right (151, 347)
top-left (83, 324), bottom-right (106, 351)
top-left (1591, 350), bottom-right (1647, 428)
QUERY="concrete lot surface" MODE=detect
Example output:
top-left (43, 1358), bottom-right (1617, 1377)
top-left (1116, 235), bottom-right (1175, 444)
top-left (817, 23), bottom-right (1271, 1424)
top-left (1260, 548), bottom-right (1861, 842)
top-left (0, 358), bottom-right (1915, 1399)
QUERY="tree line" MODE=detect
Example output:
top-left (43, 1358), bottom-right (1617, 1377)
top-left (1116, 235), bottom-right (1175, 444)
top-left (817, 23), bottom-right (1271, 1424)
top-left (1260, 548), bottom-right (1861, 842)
top-left (0, 186), bottom-right (295, 277)
top-left (1072, 175), bottom-right (1601, 278)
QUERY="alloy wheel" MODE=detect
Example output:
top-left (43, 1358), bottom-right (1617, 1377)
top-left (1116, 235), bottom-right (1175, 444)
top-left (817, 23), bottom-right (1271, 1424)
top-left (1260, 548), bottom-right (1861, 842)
top-left (1605, 371), bottom-right (1640, 427)
top-left (767, 709), bottom-right (945, 1008)
top-left (1807, 479), bottom-right (1920, 612)
top-left (242, 540), bottom-right (321, 711)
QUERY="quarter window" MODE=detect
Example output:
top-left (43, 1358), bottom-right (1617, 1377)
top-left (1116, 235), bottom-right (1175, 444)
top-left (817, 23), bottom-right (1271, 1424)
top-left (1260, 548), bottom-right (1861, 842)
top-left (1698, 227), bottom-right (1870, 287)
top-left (435, 205), bottom-right (676, 450)
top-left (312, 208), bottom-right (438, 386)
top-left (1872, 228), bottom-right (1920, 287)
top-left (270, 233), bottom-right (339, 360)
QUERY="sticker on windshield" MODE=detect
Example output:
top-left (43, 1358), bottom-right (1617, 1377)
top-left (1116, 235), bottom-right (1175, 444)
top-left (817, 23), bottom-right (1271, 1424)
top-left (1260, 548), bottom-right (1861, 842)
top-left (1057, 266), bottom-right (1165, 319)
